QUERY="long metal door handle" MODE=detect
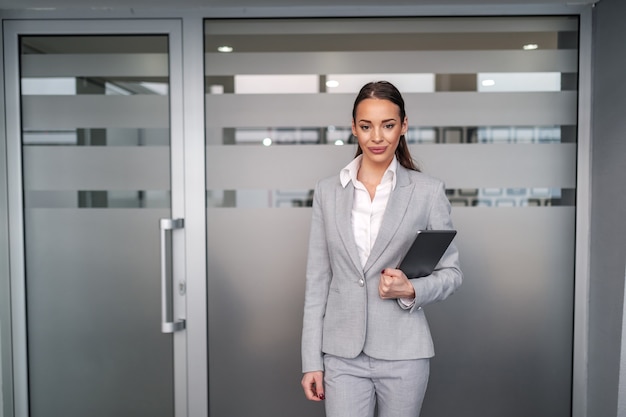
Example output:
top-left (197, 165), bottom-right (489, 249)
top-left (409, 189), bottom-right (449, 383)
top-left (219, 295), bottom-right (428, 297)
top-left (160, 218), bottom-right (186, 333)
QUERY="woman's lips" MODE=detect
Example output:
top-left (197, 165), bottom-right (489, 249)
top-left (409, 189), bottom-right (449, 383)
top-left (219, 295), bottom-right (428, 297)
top-left (368, 147), bottom-right (387, 154)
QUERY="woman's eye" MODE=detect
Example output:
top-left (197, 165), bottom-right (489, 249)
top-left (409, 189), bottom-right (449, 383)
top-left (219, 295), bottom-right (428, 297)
top-left (385, 124), bottom-right (395, 129)
top-left (360, 125), bottom-right (370, 131)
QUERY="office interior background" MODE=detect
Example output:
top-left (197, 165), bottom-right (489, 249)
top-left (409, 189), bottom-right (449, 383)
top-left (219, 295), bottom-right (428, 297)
top-left (0, 0), bottom-right (624, 416)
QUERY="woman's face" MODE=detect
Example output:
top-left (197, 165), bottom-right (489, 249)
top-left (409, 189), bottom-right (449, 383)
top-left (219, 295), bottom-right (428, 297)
top-left (352, 98), bottom-right (407, 167)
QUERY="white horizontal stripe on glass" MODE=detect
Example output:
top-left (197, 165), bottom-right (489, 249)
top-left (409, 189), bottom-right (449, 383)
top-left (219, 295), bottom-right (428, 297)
top-left (205, 92), bottom-right (577, 127)
top-left (21, 53), bottom-right (169, 78)
top-left (205, 143), bottom-right (575, 189)
top-left (204, 50), bottom-right (578, 76)
top-left (22, 95), bottom-right (169, 129)
top-left (23, 147), bottom-right (170, 190)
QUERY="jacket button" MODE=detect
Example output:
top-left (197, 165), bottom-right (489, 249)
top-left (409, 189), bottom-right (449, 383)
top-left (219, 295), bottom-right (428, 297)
top-left (358, 278), bottom-right (365, 287)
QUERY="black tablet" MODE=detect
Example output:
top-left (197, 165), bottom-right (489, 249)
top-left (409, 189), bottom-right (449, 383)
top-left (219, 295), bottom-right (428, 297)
top-left (397, 230), bottom-right (457, 278)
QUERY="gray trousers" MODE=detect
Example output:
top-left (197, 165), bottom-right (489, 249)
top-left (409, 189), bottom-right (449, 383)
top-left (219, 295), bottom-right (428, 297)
top-left (323, 352), bottom-right (430, 417)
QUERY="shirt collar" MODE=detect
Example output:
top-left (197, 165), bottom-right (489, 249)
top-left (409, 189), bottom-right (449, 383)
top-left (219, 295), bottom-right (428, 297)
top-left (340, 154), bottom-right (398, 190)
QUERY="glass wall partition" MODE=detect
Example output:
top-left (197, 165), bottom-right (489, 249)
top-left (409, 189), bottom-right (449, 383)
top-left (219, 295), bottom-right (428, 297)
top-left (204, 16), bottom-right (578, 417)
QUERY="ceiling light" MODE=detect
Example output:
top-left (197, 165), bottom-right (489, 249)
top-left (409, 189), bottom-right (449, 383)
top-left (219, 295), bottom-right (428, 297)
top-left (326, 80), bottom-right (339, 88)
top-left (523, 44), bottom-right (538, 50)
top-left (334, 139), bottom-right (344, 146)
top-left (217, 45), bottom-right (233, 53)
top-left (262, 137), bottom-right (272, 146)
top-left (481, 79), bottom-right (496, 87)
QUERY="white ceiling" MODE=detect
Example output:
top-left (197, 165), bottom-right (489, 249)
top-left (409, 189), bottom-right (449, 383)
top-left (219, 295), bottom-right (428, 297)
top-left (0, 0), bottom-right (597, 11)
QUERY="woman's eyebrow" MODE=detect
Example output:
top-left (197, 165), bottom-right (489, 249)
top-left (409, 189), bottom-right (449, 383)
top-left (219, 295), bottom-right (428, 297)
top-left (357, 118), bottom-right (397, 123)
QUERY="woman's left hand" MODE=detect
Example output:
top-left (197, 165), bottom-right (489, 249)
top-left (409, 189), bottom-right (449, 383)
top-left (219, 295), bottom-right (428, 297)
top-left (379, 268), bottom-right (416, 299)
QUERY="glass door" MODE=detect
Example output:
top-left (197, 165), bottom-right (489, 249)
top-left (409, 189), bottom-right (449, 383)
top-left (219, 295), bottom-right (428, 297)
top-left (4, 20), bottom-right (192, 417)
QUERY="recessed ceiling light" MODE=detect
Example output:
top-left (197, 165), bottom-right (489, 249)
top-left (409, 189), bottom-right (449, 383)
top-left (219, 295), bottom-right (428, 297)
top-left (326, 80), bottom-right (339, 88)
top-left (262, 137), bottom-right (272, 147)
top-left (523, 44), bottom-right (538, 50)
top-left (334, 139), bottom-right (344, 146)
top-left (481, 79), bottom-right (496, 87)
top-left (217, 45), bottom-right (234, 53)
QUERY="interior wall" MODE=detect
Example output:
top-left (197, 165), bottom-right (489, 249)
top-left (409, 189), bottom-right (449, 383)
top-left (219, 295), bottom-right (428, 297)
top-left (590, 0), bottom-right (626, 415)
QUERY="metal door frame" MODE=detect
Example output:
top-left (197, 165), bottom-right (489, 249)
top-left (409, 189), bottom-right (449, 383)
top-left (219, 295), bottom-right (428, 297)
top-left (2, 18), bottom-right (208, 417)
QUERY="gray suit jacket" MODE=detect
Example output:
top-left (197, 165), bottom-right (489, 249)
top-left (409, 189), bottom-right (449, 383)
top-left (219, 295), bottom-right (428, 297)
top-left (301, 164), bottom-right (462, 373)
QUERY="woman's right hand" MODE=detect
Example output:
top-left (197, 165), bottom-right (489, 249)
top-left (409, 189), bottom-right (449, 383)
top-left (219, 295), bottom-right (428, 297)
top-left (301, 371), bottom-right (325, 401)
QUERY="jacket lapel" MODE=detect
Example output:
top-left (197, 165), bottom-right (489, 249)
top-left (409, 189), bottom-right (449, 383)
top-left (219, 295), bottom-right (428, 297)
top-left (335, 181), bottom-right (364, 274)
top-left (363, 166), bottom-right (415, 274)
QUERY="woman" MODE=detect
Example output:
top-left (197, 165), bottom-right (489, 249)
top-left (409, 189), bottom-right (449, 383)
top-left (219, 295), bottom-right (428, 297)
top-left (301, 81), bottom-right (462, 417)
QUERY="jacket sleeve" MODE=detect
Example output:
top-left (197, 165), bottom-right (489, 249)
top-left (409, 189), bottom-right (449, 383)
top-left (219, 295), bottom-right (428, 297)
top-left (301, 181), bottom-right (333, 372)
top-left (408, 181), bottom-right (463, 311)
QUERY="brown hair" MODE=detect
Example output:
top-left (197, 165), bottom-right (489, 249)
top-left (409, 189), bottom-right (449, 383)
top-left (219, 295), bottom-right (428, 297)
top-left (352, 81), bottom-right (419, 171)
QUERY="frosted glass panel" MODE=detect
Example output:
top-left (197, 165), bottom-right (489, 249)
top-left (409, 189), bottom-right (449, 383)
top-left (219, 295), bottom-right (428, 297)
top-left (424, 207), bottom-right (575, 416)
top-left (207, 209), bottom-right (317, 416)
top-left (205, 16), bottom-right (578, 417)
top-left (25, 210), bottom-right (173, 417)
top-left (20, 34), bottom-right (175, 417)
